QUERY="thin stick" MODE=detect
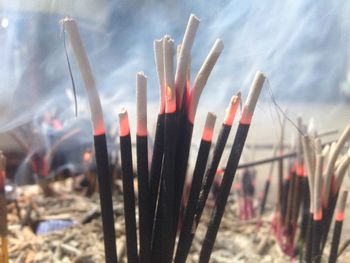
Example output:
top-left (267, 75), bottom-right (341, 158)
top-left (0, 152), bottom-right (8, 263)
top-left (302, 135), bottom-right (315, 213)
top-left (119, 109), bottom-right (139, 263)
top-left (328, 191), bottom-right (348, 263)
top-left (174, 93), bottom-right (240, 263)
top-left (149, 39), bottom-right (165, 222)
top-left (62, 18), bottom-right (117, 263)
top-left (136, 72), bottom-right (152, 263)
top-left (312, 151), bottom-right (323, 263)
top-left (151, 36), bottom-right (178, 263)
top-left (172, 39), bottom-right (224, 253)
top-left (175, 112), bottom-right (216, 263)
top-left (199, 72), bottom-right (265, 263)
top-left (259, 145), bottom-right (277, 216)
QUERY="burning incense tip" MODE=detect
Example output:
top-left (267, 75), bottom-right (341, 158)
top-left (119, 108), bottom-right (130, 137)
top-left (335, 191), bottom-right (348, 221)
top-left (241, 71), bottom-right (266, 125)
top-left (163, 35), bottom-right (176, 113)
top-left (314, 153), bottom-right (323, 218)
top-left (137, 72), bottom-right (148, 136)
top-left (202, 112), bottom-right (216, 142)
top-left (223, 92), bottom-right (241, 125)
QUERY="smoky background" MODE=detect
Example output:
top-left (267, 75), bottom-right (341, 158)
top-left (0, 1), bottom-right (350, 192)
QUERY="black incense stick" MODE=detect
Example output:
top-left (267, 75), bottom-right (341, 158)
top-left (199, 72), bottom-right (265, 263)
top-left (151, 36), bottom-right (178, 263)
top-left (174, 93), bottom-right (240, 263)
top-left (136, 73), bottom-right (152, 263)
top-left (149, 39), bottom-right (165, 222)
top-left (119, 109), bottom-right (139, 263)
top-left (259, 145), bottom-right (277, 216)
top-left (328, 191), bottom-right (348, 263)
top-left (173, 39), bottom-right (224, 239)
top-left (63, 18), bottom-right (117, 263)
top-left (175, 112), bottom-right (216, 263)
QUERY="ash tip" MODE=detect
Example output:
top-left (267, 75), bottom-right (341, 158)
top-left (190, 13), bottom-right (201, 23)
top-left (164, 35), bottom-right (174, 43)
top-left (137, 71), bottom-right (147, 79)
top-left (119, 107), bottom-right (128, 116)
top-left (60, 16), bottom-right (74, 25)
top-left (213, 39), bottom-right (224, 51)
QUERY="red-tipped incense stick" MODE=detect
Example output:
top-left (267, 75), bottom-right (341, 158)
top-left (63, 18), bottom-right (117, 263)
top-left (149, 39), bottom-right (165, 222)
top-left (119, 109), bottom-right (139, 263)
top-left (328, 190), bottom-right (348, 263)
top-left (312, 151), bottom-right (323, 263)
top-left (136, 72), bottom-right (152, 263)
top-left (199, 71), bottom-right (266, 263)
top-left (173, 39), bottom-right (224, 230)
top-left (151, 36), bottom-right (178, 263)
top-left (174, 93), bottom-right (240, 263)
top-left (175, 112), bottom-right (216, 263)
top-left (302, 134), bottom-right (315, 263)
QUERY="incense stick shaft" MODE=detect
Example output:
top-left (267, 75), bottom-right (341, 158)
top-left (119, 134), bottom-right (139, 263)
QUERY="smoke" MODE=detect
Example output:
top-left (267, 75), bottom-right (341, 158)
top-left (0, 1), bottom-right (349, 163)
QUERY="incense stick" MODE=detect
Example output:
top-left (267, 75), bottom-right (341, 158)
top-left (151, 36), bottom-right (178, 263)
top-left (328, 190), bottom-right (348, 263)
top-left (172, 38), bottom-right (224, 255)
top-left (136, 72), bottom-right (152, 263)
top-left (175, 112), bottom-right (216, 263)
top-left (0, 152), bottom-right (8, 263)
top-left (174, 94), bottom-right (240, 263)
top-left (149, 39), bottom-right (165, 222)
top-left (119, 109), bottom-right (139, 263)
top-left (260, 146), bottom-right (277, 216)
top-left (312, 150), bottom-right (323, 263)
top-left (63, 18), bottom-right (117, 263)
top-left (199, 71), bottom-right (265, 263)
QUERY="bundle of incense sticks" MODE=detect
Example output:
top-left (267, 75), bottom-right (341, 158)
top-left (0, 152), bottom-right (8, 263)
top-left (112, 14), bottom-right (266, 263)
top-left (62, 14), bottom-right (266, 263)
top-left (266, 121), bottom-right (350, 262)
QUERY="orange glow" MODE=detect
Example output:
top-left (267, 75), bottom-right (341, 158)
top-left (202, 127), bottom-right (214, 142)
top-left (93, 125), bottom-right (106, 136)
top-left (159, 85), bottom-right (166, 114)
top-left (313, 210), bottom-right (323, 220)
top-left (223, 96), bottom-right (239, 126)
top-left (240, 107), bottom-right (252, 125)
top-left (83, 151), bottom-right (92, 162)
top-left (166, 85), bottom-right (176, 113)
top-left (296, 164), bottom-right (304, 177)
top-left (119, 117), bottom-right (130, 137)
top-left (336, 212), bottom-right (345, 221)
